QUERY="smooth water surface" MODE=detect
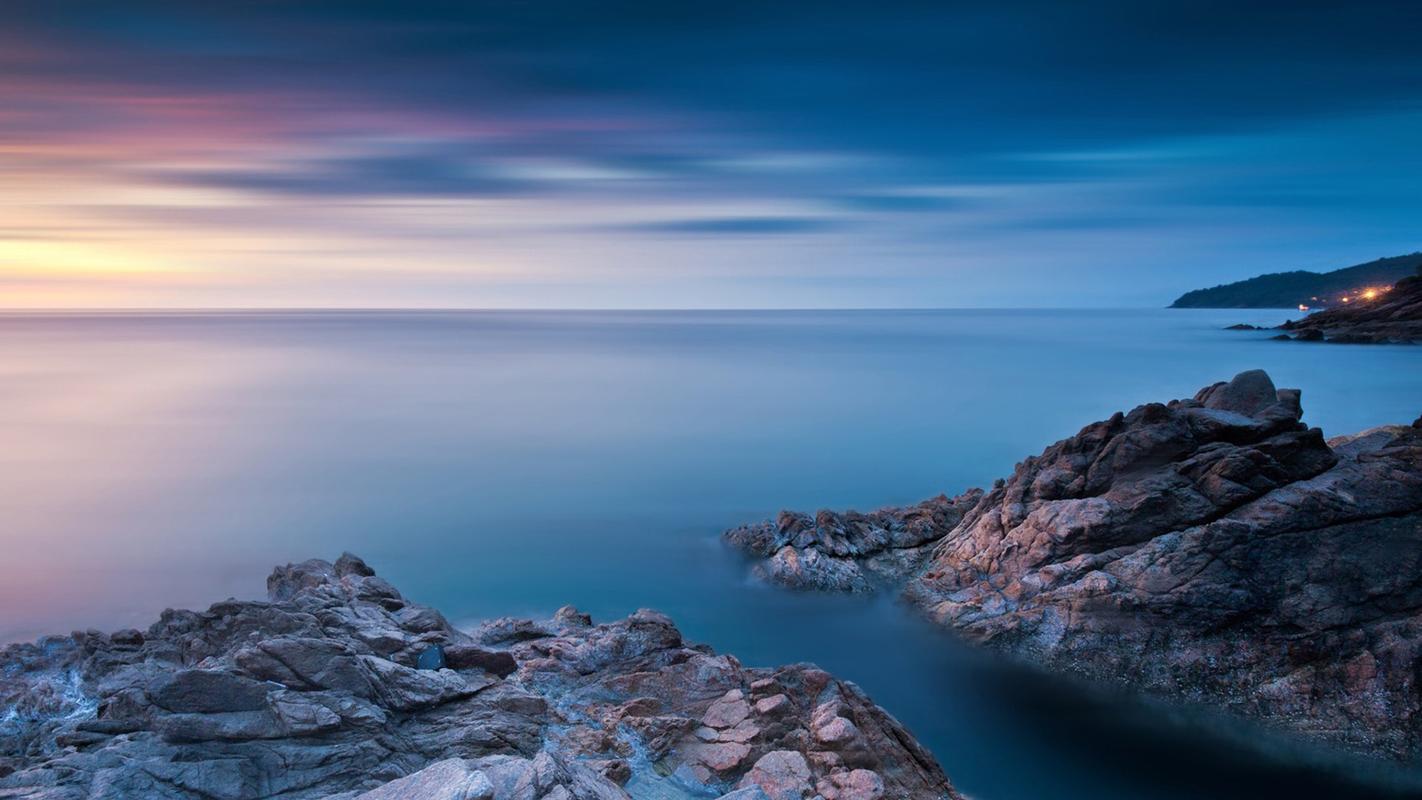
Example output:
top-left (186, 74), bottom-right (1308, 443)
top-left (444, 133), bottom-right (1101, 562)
top-left (3, 309), bottom-right (1421, 799)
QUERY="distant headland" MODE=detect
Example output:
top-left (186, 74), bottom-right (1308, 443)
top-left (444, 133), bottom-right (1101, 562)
top-left (1170, 252), bottom-right (1422, 309)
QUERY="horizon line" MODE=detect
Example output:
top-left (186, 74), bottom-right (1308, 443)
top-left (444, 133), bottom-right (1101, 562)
top-left (0, 304), bottom-right (1246, 314)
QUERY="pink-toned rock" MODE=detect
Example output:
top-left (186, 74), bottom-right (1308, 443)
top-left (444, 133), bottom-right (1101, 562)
top-left (718, 718), bottom-right (761, 743)
top-left (817, 769), bottom-right (886, 800)
top-left (737, 750), bottom-right (813, 800)
top-left (684, 741), bottom-right (752, 773)
top-left (813, 715), bottom-right (860, 746)
top-left (702, 689), bottom-right (752, 728)
top-left (754, 693), bottom-right (790, 717)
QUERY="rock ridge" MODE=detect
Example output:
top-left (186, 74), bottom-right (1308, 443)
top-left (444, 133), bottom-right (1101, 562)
top-left (0, 554), bottom-right (960, 800)
top-left (725, 370), bottom-right (1422, 758)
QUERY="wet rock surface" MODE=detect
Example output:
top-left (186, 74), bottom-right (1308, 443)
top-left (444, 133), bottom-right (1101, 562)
top-left (0, 556), bottom-right (960, 799)
top-left (727, 370), bottom-right (1422, 759)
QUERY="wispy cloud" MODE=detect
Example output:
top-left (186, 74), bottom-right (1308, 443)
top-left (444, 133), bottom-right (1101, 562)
top-left (1, 1), bottom-right (1420, 307)
top-left (156, 148), bottom-right (537, 198)
top-left (619, 216), bottom-right (845, 236)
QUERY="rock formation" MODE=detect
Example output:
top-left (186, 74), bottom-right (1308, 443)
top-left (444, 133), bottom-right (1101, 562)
top-left (726, 370), bottom-right (1422, 758)
top-left (724, 492), bottom-right (983, 593)
top-left (0, 555), bottom-right (960, 800)
top-left (1273, 270), bottom-right (1422, 343)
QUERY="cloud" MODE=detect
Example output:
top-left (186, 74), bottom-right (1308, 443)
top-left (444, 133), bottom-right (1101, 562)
top-left (157, 148), bottom-right (537, 198)
top-left (2, 1), bottom-right (1422, 306)
top-left (836, 193), bottom-right (969, 213)
top-left (618, 216), bottom-right (845, 235)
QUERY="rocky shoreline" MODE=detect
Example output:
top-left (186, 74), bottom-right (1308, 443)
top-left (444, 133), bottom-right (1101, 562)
top-left (0, 555), bottom-right (959, 800)
top-left (1264, 269), bottom-right (1422, 343)
top-left (726, 371), bottom-right (1422, 760)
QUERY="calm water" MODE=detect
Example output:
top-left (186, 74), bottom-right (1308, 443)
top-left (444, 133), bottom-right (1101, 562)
top-left (3, 309), bottom-right (1422, 799)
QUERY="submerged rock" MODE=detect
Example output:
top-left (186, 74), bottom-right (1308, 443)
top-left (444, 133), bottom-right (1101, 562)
top-left (728, 370), bottom-right (1422, 759)
top-left (0, 554), bottom-right (959, 799)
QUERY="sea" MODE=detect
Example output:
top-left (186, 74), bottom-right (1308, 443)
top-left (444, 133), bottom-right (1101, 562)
top-left (3, 308), bottom-right (1421, 799)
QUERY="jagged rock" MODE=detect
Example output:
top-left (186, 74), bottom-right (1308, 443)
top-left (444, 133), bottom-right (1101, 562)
top-left (0, 556), bottom-right (960, 799)
top-left (444, 644), bottom-right (518, 677)
top-left (728, 370), bottom-right (1422, 759)
top-left (724, 490), bottom-right (983, 592)
top-left (818, 768), bottom-right (886, 800)
top-left (233, 636), bottom-right (375, 695)
top-left (354, 758), bottom-right (494, 800)
top-left (737, 750), bottom-right (813, 800)
top-left (148, 670), bottom-right (271, 714)
top-left (552, 606), bottom-right (593, 629)
top-left (473, 618), bottom-right (555, 646)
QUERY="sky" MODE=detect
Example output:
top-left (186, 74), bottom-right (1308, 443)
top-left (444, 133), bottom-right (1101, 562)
top-left (2, 0), bottom-right (1420, 308)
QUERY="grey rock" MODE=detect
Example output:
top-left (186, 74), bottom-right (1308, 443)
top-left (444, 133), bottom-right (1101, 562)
top-left (354, 758), bottom-right (493, 800)
top-left (724, 490), bottom-right (983, 592)
top-left (552, 605), bottom-right (593, 629)
top-left (1, 556), bottom-right (959, 799)
top-left (233, 637), bottom-right (374, 696)
top-left (726, 370), bottom-right (1422, 759)
top-left (905, 374), bottom-right (1422, 757)
top-left (473, 618), bottom-right (554, 646)
top-left (148, 670), bottom-right (270, 714)
top-left (1194, 368), bottom-right (1279, 415)
top-left (335, 552), bottom-right (377, 578)
top-left (444, 645), bottom-right (518, 678)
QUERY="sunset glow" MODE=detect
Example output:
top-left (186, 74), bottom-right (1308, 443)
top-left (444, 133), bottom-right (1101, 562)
top-left (2, 2), bottom-right (1421, 308)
